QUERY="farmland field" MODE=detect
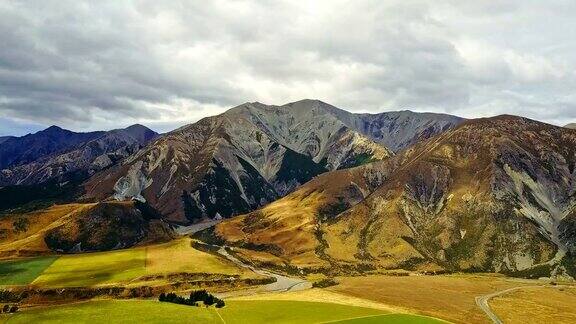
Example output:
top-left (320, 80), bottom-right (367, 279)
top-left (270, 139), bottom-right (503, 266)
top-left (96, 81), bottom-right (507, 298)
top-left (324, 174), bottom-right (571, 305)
top-left (219, 300), bottom-right (386, 323)
top-left (3, 299), bottom-right (396, 324)
top-left (26, 237), bottom-right (259, 288)
top-left (0, 256), bottom-right (58, 285)
top-left (332, 314), bottom-right (447, 323)
top-left (32, 249), bottom-right (146, 287)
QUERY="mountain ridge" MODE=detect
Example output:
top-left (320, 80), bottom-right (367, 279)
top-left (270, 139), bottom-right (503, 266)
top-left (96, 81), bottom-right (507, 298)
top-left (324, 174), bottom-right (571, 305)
top-left (211, 113), bottom-right (576, 277)
top-left (0, 127), bottom-right (105, 170)
top-left (84, 100), bottom-right (462, 224)
top-left (0, 124), bottom-right (158, 187)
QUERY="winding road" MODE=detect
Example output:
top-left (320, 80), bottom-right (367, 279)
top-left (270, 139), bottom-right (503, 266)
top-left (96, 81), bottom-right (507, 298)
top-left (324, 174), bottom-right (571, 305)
top-left (216, 246), bottom-right (311, 292)
top-left (475, 285), bottom-right (544, 324)
top-left (185, 221), bottom-right (311, 294)
top-left (190, 221), bottom-right (560, 323)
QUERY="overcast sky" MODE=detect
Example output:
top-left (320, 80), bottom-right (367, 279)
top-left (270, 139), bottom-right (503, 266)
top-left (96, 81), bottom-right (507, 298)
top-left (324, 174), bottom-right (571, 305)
top-left (1, 1), bottom-right (576, 136)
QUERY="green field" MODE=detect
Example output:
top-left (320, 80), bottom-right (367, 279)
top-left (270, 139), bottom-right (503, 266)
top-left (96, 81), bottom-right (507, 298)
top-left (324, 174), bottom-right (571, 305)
top-left (0, 237), bottom-right (254, 288)
top-left (220, 300), bottom-right (385, 323)
top-left (332, 314), bottom-right (448, 323)
top-left (0, 256), bottom-right (58, 286)
top-left (32, 249), bottom-right (146, 287)
top-left (2, 300), bottom-right (405, 324)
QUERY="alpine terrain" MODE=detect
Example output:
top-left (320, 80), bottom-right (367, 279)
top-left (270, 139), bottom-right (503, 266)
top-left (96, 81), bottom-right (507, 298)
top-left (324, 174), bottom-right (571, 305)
top-left (84, 100), bottom-right (462, 224)
top-left (211, 115), bottom-right (576, 278)
top-left (0, 124), bottom-right (158, 212)
top-left (0, 124), bottom-right (157, 186)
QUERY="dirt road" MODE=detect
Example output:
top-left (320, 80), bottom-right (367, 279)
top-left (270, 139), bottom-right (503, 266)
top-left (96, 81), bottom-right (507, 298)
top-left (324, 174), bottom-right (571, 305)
top-left (475, 285), bottom-right (543, 324)
top-left (216, 246), bottom-right (311, 293)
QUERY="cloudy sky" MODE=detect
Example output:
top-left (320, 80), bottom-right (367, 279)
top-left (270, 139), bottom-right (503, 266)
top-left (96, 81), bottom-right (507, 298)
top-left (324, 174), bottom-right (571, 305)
top-left (1, 0), bottom-right (576, 136)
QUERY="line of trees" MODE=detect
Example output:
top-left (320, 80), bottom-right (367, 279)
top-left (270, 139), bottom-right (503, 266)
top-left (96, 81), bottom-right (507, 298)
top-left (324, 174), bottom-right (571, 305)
top-left (159, 290), bottom-right (225, 308)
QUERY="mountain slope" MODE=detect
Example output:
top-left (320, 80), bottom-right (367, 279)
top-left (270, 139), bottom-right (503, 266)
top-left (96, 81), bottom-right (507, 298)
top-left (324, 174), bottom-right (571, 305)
top-left (0, 124), bottom-right (157, 186)
top-left (564, 123), bottom-right (576, 130)
top-left (85, 100), bottom-right (396, 224)
top-left (212, 115), bottom-right (576, 276)
top-left (0, 136), bottom-right (14, 145)
top-left (0, 126), bottom-right (105, 170)
top-left (326, 106), bottom-right (464, 152)
top-left (0, 201), bottom-right (173, 256)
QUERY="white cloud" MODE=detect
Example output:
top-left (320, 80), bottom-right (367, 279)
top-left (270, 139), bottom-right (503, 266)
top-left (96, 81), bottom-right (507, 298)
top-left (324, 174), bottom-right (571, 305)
top-left (1, 0), bottom-right (576, 135)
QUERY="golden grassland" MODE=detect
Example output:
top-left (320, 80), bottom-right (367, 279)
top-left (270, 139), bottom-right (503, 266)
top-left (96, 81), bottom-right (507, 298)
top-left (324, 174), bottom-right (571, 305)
top-left (216, 190), bottom-right (326, 267)
top-left (145, 238), bottom-right (258, 278)
top-left (0, 204), bottom-right (94, 257)
top-left (229, 288), bottom-right (405, 313)
top-left (328, 274), bottom-right (543, 324)
top-left (489, 286), bottom-right (576, 324)
top-left (29, 237), bottom-right (261, 288)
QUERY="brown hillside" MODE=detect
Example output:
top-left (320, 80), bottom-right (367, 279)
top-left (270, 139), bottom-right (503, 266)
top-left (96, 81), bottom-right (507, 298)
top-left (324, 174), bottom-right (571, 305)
top-left (213, 115), bottom-right (576, 275)
top-left (0, 201), bottom-right (174, 257)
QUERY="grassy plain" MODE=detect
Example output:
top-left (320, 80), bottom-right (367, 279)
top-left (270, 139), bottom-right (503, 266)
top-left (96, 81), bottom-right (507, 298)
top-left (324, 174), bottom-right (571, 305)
top-left (331, 314), bottom-right (447, 323)
top-left (29, 237), bottom-right (259, 287)
top-left (328, 274), bottom-right (537, 324)
top-left (3, 300), bottom-right (219, 324)
top-left (229, 288), bottom-right (403, 312)
top-left (0, 256), bottom-right (57, 285)
top-left (32, 249), bottom-right (146, 287)
top-left (3, 299), bottom-right (392, 324)
top-left (145, 238), bottom-right (254, 277)
top-left (489, 286), bottom-right (576, 324)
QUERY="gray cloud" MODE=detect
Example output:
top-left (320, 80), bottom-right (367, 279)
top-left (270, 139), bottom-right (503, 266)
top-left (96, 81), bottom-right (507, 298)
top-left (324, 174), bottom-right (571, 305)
top-left (1, 0), bottom-right (575, 135)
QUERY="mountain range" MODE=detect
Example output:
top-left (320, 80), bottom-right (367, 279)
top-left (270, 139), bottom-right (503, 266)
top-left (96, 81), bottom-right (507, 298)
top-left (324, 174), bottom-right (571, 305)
top-left (2, 99), bottom-right (575, 280)
top-left (0, 124), bottom-right (157, 187)
top-left (208, 114), bottom-right (576, 277)
top-left (83, 99), bottom-right (462, 223)
top-left (0, 124), bottom-right (157, 213)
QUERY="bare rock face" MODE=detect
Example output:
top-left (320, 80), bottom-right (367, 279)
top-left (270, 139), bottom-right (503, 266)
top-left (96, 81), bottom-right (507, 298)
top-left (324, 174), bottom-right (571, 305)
top-left (0, 136), bottom-right (14, 145)
top-left (213, 115), bottom-right (576, 276)
top-left (325, 105), bottom-right (464, 152)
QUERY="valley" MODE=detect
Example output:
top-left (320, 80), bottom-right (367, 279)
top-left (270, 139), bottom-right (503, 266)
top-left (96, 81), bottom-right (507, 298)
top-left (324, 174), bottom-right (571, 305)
top-left (1, 241), bottom-right (573, 324)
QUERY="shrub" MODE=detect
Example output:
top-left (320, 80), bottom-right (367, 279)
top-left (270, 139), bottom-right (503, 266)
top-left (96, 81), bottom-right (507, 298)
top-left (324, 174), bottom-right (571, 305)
top-left (159, 290), bottom-right (224, 308)
top-left (312, 278), bottom-right (338, 288)
top-left (12, 217), bottom-right (29, 233)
